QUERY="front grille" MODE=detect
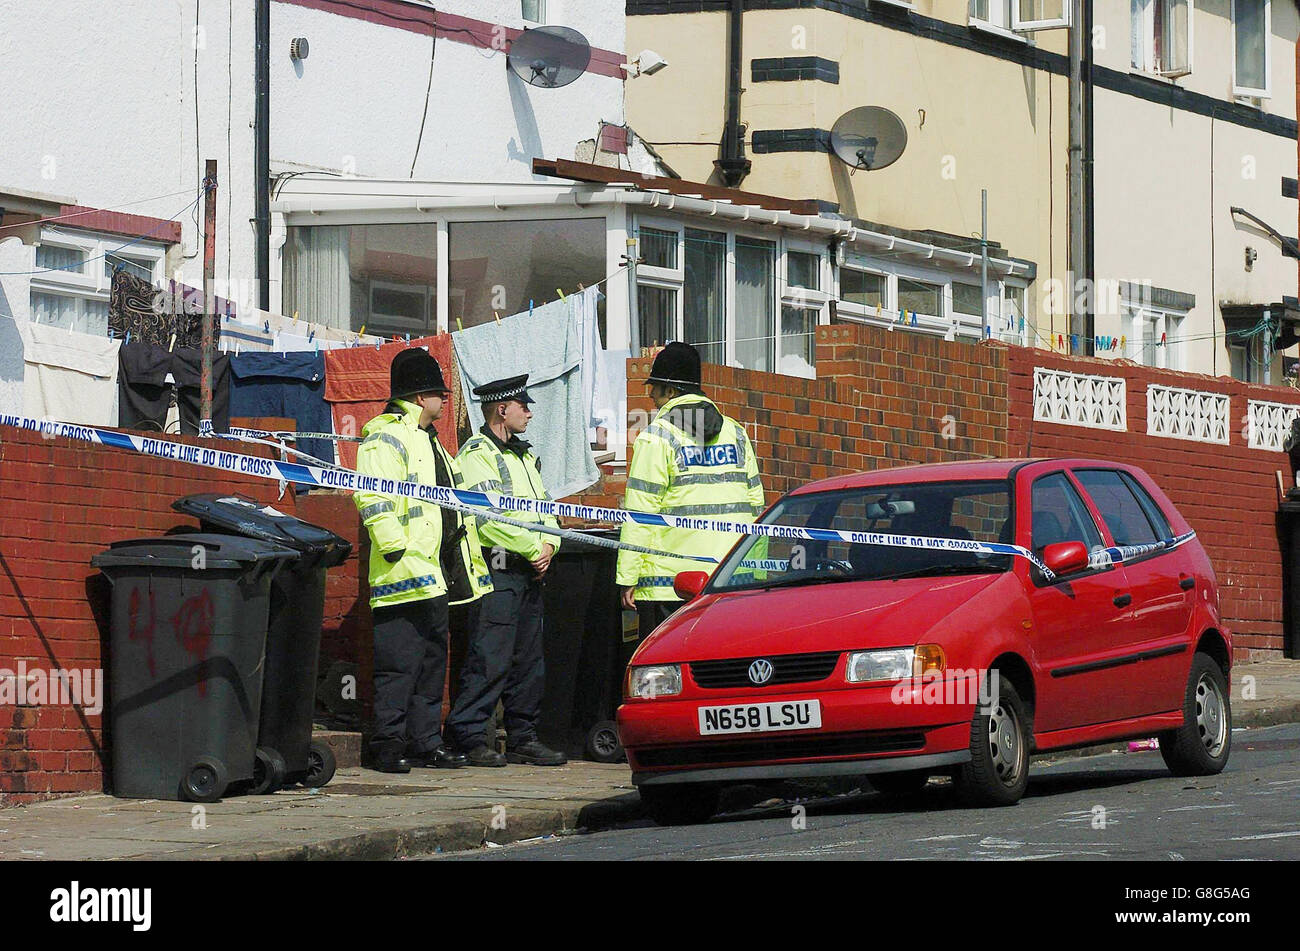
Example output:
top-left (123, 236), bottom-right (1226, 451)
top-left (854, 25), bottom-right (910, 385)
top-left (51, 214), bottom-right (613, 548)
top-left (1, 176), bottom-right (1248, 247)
top-left (689, 651), bottom-right (841, 689)
top-left (634, 731), bottom-right (925, 769)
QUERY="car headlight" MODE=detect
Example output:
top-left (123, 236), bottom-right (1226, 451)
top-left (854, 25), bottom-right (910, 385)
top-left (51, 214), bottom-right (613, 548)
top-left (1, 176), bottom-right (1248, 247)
top-left (627, 664), bottom-right (682, 699)
top-left (846, 648), bottom-right (915, 683)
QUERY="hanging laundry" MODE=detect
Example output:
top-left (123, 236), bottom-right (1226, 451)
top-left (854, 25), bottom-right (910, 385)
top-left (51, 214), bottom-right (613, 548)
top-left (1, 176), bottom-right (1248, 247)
top-left (117, 343), bottom-right (231, 435)
top-left (453, 297), bottom-right (599, 500)
top-left (218, 318), bottom-right (276, 353)
top-left (323, 334), bottom-right (456, 469)
top-left (273, 330), bottom-right (350, 353)
top-left (230, 351), bottom-right (335, 464)
top-left (17, 322), bottom-right (122, 426)
top-left (109, 270), bottom-right (232, 350)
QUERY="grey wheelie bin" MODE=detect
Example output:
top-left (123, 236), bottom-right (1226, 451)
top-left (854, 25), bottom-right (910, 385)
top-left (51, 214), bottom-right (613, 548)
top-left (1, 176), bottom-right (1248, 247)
top-left (172, 493), bottom-right (352, 792)
top-left (92, 533), bottom-right (296, 802)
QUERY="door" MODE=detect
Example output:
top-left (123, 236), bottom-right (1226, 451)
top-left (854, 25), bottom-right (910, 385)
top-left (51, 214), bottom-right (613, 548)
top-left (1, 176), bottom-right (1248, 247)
top-left (1071, 468), bottom-right (1193, 718)
top-left (1024, 471), bottom-right (1137, 731)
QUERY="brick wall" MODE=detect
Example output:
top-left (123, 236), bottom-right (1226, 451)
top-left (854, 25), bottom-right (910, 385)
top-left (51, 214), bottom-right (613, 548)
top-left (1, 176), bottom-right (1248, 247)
top-left (0, 427), bottom-right (293, 806)
top-left (1007, 348), bottom-right (1300, 662)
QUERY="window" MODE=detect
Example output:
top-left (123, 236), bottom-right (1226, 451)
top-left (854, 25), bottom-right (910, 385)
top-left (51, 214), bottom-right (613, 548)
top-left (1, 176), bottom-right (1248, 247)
top-left (684, 227), bottom-right (727, 366)
top-left (1012, 0), bottom-right (1071, 30)
top-left (734, 236), bottom-right (776, 372)
top-left (1125, 303), bottom-right (1185, 370)
top-left (1131, 0), bottom-right (1192, 77)
top-left (448, 218), bottom-right (605, 331)
top-left (840, 268), bottom-right (886, 309)
top-left (970, 0), bottom-right (1016, 31)
top-left (787, 250), bottom-right (821, 292)
top-left (1233, 0), bottom-right (1269, 97)
top-left (1073, 469), bottom-right (1161, 547)
top-left (1229, 335), bottom-right (1267, 383)
top-left (640, 227), bottom-right (678, 269)
top-left (1030, 472), bottom-right (1103, 555)
top-left (521, 0), bottom-right (545, 23)
top-left (952, 282), bottom-right (985, 317)
top-left (29, 229), bottom-right (165, 336)
top-left (897, 277), bottom-right (943, 318)
top-left (637, 285), bottom-right (676, 349)
top-left (1117, 471), bottom-right (1173, 538)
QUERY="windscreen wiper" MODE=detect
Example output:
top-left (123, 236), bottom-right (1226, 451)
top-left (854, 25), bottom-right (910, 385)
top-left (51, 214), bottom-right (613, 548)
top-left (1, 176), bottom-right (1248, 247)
top-left (873, 563), bottom-right (1007, 582)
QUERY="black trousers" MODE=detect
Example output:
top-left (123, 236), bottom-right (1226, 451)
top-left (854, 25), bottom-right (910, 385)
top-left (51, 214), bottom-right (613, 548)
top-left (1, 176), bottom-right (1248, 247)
top-left (370, 596), bottom-right (449, 761)
top-left (445, 568), bottom-right (544, 750)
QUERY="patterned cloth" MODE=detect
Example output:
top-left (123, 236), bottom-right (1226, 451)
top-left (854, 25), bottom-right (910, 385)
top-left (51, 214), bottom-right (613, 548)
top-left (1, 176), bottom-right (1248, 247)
top-left (108, 269), bottom-right (229, 349)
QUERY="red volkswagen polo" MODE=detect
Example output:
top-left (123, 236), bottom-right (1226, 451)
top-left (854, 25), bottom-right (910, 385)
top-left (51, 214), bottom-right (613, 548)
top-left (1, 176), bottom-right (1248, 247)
top-left (617, 459), bottom-right (1230, 825)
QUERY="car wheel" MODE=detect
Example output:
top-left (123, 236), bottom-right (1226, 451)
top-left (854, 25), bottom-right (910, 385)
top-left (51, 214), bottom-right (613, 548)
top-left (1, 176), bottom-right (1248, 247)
top-left (869, 769), bottom-right (930, 796)
top-left (638, 784), bottom-right (720, 826)
top-left (1158, 653), bottom-right (1231, 777)
top-left (955, 672), bottom-right (1029, 807)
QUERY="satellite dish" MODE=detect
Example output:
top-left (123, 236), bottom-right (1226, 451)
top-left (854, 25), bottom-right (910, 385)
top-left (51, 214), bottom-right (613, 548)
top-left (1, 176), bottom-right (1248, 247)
top-left (507, 26), bottom-right (591, 89)
top-left (828, 107), bottom-right (908, 171)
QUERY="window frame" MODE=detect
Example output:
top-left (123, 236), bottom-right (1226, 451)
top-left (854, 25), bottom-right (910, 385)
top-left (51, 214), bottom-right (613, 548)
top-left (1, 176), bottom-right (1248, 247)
top-left (1072, 468), bottom-right (1165, 550)
top-left (1124, 301), bottom-right (1187, 371)
top-left (30, 228), bottom-right (167, 335)
top-left (521, 0), bottom-right (547, 25)
top-left (1131, 0), bottom-right (1194, 79)
top-left (1232, 0), bottom-right (1271, 99)
top-left (969, 0), bottom-right (1031, 43)
top-left (1011, 0), bottom-right (1072, 32)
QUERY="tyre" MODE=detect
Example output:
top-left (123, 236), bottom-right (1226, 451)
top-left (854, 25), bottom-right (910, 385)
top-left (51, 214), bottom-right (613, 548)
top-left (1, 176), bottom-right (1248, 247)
top-left (249, 747), bottom-right (287, 795)
top-left (638, 784), bottom-right (720, 826)
top-left (181, 757), bottom-right (228, 803)
top-left (301, 739), bottom-right (338, 788)
top-left (584, 721), bottom-right (624, 764)
top-left (869, 769), bottom-right (930, 796)
top-left (1159, 653), bottom-right (1231, 777)
top-left (955, 672), bottom-right (1030, 807)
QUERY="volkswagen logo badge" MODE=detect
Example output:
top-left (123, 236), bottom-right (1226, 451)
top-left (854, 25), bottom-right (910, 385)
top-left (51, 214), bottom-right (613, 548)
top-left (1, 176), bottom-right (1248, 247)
top-left (748, 659), bottom-right (774, 685)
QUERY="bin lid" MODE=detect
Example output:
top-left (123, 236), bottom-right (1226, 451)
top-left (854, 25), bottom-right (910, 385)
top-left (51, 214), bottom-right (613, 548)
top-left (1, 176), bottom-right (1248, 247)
top-left (91, 533), bottom-right (299, 571)
top-left (172, 493), bottom-right (352, 566)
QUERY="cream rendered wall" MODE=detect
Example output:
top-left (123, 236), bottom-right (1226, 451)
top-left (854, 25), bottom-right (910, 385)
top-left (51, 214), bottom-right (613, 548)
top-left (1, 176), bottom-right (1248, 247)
top-left (626, 5), bottom-right (1073, 337)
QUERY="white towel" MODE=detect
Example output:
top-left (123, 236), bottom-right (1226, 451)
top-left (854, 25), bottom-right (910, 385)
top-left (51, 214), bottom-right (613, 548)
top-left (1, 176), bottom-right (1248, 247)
top-left (18, 322), bottom-right (122, 426)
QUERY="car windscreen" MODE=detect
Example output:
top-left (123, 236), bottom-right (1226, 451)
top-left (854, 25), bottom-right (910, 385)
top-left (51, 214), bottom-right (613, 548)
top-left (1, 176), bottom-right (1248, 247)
top-left (709, 479), bottom-right (1014, 592)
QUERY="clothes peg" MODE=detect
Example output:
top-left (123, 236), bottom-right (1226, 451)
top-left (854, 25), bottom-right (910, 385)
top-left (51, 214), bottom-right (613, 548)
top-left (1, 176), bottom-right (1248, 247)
top-left (556, 287), bottom-right (566, 302)
top-left (307, 329), bottom-right (315, 342)
top-left (1056, 334), bottom-right (1063, 350)
top-left (1070, 334), bottom-right (1078, 352)
top-left (405, 333), bottom-right (410, 345)
top-left (375, 338), bottom-right (381, 350)
top-left (1120, 335), bottom-right (1126, 351)
top-left (456, 316), bottom-right (463, 332)
top-left (493, 311), bottom-right (501, 324)
top-left (126, 331), bottom-right (132, 345)
top-left (264, 319), bottom-right (271, 334)
top-left (168, 333), bottom-right (177, 352)
top-left (293, 311), bottom-right (299, 325)
top-left (359, 324), bottom-right (367, 337)
top-left (529, 299), bottom-right (534, 318)
top-left (1160, 332), bottom-right (1167, 347)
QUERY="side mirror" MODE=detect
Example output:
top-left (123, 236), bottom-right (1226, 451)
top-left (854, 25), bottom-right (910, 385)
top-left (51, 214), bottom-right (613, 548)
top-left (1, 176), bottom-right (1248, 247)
top-left (672, 570), bottom-right (710, 601)
top-left (1041, 540), bottom-right (1089, 577)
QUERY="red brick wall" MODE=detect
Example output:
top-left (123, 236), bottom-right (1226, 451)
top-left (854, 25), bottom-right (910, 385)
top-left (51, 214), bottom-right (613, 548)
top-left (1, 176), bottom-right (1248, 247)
top-left (0, 427), bottom-right (294, 806)
top-left (1007, 348), bottom-right (1300, 661)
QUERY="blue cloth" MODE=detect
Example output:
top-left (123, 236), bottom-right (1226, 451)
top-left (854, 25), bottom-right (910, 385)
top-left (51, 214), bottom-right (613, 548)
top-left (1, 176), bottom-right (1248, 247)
top-left (452, 295), bottom-right (599, 499)
top-left (229, 351), bottom-right (335, 465)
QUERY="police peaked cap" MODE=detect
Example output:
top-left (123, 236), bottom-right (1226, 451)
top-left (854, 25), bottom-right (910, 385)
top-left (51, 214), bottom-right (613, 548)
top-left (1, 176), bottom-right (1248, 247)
top-left (390, 347), bottom-right (449, 399)
top-left (472, 374), bottom-right (534, 404)
top-left (647, 341), bottom-right (703, 391)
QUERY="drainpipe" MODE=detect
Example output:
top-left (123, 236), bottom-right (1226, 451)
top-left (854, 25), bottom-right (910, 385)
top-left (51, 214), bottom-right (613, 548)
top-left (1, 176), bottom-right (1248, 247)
top-left (255, 0), bottom-right (271, 310)
top-left (1083, 0), bottom-right (1095, 356)
top-left (714, 0), bottom-right (751, 188)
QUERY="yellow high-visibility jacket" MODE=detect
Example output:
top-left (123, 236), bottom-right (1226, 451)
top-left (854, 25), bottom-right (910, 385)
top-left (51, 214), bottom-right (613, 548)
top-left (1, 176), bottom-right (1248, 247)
top-left (616, 392), bottom-right (766, 600)
top-left (457, 427), bottom-right (561, 563)
top-left (355, 401), bottom-right (492, 608)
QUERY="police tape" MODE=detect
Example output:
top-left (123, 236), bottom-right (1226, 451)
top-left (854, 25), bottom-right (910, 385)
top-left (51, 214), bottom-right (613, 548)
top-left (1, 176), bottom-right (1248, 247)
top-left (228, 427), bottom-right (363, 442)
top-left (0, 414), bottom-right (1197, 581)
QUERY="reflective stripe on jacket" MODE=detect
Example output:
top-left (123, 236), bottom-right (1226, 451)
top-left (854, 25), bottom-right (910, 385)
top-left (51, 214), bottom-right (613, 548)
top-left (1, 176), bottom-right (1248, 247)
top-left (355, 400), bottom-right (448, 608)
top-left (615, 393), bottom-right (766, 601)
top-left (457, 428), bottom-right (561, 563)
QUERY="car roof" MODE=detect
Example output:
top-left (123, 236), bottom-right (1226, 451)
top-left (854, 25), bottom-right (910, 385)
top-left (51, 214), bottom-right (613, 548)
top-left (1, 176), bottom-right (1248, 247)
top-left (788, 458), bottom-right (1144, 496)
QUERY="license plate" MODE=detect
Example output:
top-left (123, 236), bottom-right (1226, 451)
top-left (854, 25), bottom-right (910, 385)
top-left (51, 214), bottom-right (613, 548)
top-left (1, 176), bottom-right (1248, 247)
top-left (697, 700), bottom-right (822, 736)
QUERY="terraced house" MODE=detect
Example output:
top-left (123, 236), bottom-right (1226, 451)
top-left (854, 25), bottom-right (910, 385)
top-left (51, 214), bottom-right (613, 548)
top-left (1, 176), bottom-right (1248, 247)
top-left (626, 0), bottom-right (1300, 381)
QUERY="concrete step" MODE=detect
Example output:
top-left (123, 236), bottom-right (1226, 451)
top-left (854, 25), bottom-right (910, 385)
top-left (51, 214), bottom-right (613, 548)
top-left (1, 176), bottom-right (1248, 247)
top-left (313, 730), bottom-right (361, 768)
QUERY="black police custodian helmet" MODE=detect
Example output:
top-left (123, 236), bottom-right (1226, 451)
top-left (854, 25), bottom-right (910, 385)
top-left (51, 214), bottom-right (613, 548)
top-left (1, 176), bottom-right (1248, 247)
top-left (390, 348), bottom-right (449, 400)
top-left (646, 341), bottom-right (702, 392)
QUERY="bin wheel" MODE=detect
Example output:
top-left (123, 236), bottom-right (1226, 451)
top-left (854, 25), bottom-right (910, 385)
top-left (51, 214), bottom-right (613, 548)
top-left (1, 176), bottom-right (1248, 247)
top-left (302, 739), bottom-right (338, 788)
top-left (585, 721), bottom-right (624, 764)
top-left (181, 758), bottom-right (228, 803)
top-left (249, 747), bottom-right (287, 795)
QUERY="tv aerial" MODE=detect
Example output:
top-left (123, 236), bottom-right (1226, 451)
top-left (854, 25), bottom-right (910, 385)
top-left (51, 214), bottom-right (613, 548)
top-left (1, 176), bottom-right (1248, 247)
top-left (828, 106), bottom-right (908, 171)
top-left (507, 25), bottom-right (592, 89)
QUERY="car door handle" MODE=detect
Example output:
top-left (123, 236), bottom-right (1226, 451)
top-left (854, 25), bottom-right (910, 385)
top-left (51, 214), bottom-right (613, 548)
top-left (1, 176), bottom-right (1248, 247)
top-left (1113, 593), bottom-right (1132, 608)
top-left (1179, 576), bottom-right (1196, 591)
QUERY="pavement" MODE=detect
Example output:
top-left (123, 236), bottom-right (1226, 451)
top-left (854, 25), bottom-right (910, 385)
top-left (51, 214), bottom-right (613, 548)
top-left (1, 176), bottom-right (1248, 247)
top-left (0, 659), bottom-right (1297, 861)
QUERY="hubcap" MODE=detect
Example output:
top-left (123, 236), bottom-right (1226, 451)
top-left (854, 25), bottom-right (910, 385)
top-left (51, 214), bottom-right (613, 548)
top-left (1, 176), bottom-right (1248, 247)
top-left (1195, 673), bottom-right (1227, 757)
top-left (987, 701), bottom-right (1023, 786)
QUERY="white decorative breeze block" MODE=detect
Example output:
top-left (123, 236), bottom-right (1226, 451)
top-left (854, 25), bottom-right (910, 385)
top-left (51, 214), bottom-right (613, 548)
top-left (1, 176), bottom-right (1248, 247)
top-left (1032, 367), bottom-right (1127, 431)
top-left (1147, 384), bottom-right (1230, 445)
top-left (1247, 398), bottom-right (1300, 451)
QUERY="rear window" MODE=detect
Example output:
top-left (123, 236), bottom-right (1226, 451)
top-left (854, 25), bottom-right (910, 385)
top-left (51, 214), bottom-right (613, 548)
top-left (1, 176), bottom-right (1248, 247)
top-left (1073, 469), bottom-right (1163, 546)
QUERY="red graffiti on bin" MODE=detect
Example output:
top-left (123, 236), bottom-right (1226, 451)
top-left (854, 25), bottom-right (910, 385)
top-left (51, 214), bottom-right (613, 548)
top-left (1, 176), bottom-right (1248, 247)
top-left (127, 586), bottom-right (157, 678)
top-left (172, 590), bottom-right (215, 696)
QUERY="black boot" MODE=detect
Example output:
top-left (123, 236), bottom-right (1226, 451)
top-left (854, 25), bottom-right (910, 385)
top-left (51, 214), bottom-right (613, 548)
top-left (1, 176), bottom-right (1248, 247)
top-left (506, 738), bottom-right (567, 766)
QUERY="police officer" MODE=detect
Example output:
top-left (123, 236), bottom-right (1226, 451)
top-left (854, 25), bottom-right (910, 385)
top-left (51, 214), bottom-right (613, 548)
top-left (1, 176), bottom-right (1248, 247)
top-left (617, 342), bottom-right (766, 638)
top-left (445, 375), bottom-right (568, 767)
top-left (354, 349), bottom-right (491, 773)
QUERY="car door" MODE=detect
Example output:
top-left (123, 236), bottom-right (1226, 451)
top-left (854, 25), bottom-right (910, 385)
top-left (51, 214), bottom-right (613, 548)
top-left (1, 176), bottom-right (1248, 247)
top-left (1071, 468), bottom-right (1192, 719)
top-left (1024, 471), bottom-right (1138, 732)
